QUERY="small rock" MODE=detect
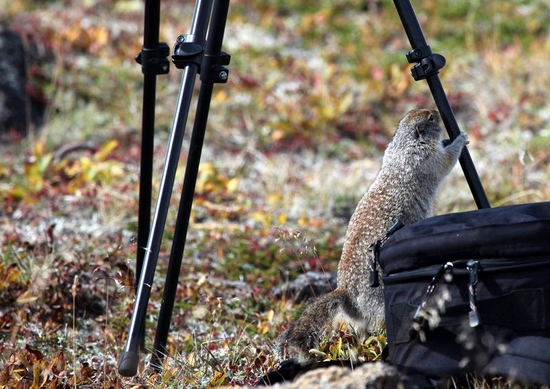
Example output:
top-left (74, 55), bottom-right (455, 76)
top-left (272, 271), bottom-right (338, 303)
top-left (286, 362), bottom-right (405, 389)
top-left (0, 24), bottom-right (28, 137)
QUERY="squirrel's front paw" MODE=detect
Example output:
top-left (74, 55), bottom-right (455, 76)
top-left (457, 131), bottom-right (469, 146)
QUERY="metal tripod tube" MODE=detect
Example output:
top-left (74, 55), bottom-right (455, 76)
top-left (149, 81), bottom-right (215, 372)
top-left (135, 0), bottom-right (161, 353)
top-left (393, 0), bottom-right (490, 209)
top-left (118, 0), bottom-right (214, 377)
top-left (150, 0), bottom-right (231, 370)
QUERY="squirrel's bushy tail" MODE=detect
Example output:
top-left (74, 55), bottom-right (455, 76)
top-left (276, 288), bottom-right (356, 360)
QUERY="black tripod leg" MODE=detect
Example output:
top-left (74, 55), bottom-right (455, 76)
top-left (150, 0), bottom-right (231, 371)
top-left (135, 0), bottom-right (170, 353)
top-left (393, 0), bottom-right (490, 209)
top-left (136, 75), bottom-right (154, 354)
top-left (149, 77), bottom-right (215, 373)
top-left (118, 0), bottom-right (213, 377)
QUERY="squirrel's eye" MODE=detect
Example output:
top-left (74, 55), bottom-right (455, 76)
top-left (428, 114), bottom-right (435, 122)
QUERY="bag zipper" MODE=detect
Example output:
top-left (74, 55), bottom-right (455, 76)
top-left (384, 257), bottom-right (550, 282)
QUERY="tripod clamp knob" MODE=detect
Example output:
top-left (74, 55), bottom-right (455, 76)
top-left (200, 52), bottom-right (231, 83)
top-left (405, 45), bottom-right (446, 81)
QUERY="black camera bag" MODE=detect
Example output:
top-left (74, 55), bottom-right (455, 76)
top-left (378, 201), bottom-right (550, 385)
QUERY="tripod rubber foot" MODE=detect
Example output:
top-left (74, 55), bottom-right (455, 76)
top-left (118, 351), bottom-right (139, 377)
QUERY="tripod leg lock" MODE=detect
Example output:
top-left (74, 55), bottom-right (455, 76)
top-left (172, 35), bottom-right (205, 69)
top-left (406, 45), bottom-right (432, 63)
top-left (135, 42), bottom-right (171, 75)
top-left (171, 34), bottom-right (231, 84)
top-left (200, 52), bottom-right (231, 83)
top-left (409, 53), bottom-right (446, 81)
top-left (405, 44), bottom-right (446, 81)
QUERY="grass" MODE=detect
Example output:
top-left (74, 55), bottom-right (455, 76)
top-left (1, 0), bottom-right (550, 387)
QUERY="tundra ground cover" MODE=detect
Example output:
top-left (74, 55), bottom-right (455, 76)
top-left (1, 0), bottom-right (550, 387)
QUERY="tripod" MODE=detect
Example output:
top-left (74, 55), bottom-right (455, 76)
top-left (393, 0), bottom-right (490, 209)
top-left (118, 0), bottom-right (231, 376)
top-left (119, 0), bottom-right (490, 379)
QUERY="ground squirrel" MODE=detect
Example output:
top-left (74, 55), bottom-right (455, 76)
top-left (277, 108), bottom-right (469, 360)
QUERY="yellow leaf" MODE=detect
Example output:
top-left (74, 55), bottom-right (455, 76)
top-left (226, 177), bottom-right (240, 192)
top-left (91, 26), bottom-right (109, 48)
top-left (329, 336), bottom-right (342, 358)
top-left (208, 371), bottom-right (226, 387)
top-left (33, 142), bottom-right (45, 159)
top-left (16, 290), bottom-right (39, 304)
top-left (187, 352), bottom-right (197, 367)
top-left (253, 211), bottom-right (272, 227)
top-left (95, 139), bottom-right (119, 162)
top-left (196, 274), bottom-right (207, 286)
top-left (4, 264), bottom-right (21, 283)
top-left (199, 162), bottom-right (216, 176)
top-left (277, 213), bottom-right (287, 224)
top-left (338, 92), bottom-right (353, 114)
top-left (267, 193), bottom-right (282, 204)
top-left (321, 104), bottom-right (337, 120)
top-left (214, 90), bottom-right (228, 103)
top-left (0, 162), bottom-right (10, 177)
top-left (257, 320), bottom-right (269, 335)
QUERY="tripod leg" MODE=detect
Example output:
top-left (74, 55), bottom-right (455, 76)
top-left (393, 0), bottom-right (490, 209)
top-left (149, 81), bottom-right (215, 372)
top-left (426, 77), bottom-right (490, 209)
top-left (136, 0), bottom-right (164, 353)
top-left (150, 0), bottom-right (231, 371)
top-left (118, 0), bottom-right (214, 377)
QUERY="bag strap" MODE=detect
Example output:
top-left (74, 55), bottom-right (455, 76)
top-left (369, 220), bottom-right (405, 288)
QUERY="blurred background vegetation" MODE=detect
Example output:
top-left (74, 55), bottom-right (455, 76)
top-left (1, 0), bottom-right (550, 386)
